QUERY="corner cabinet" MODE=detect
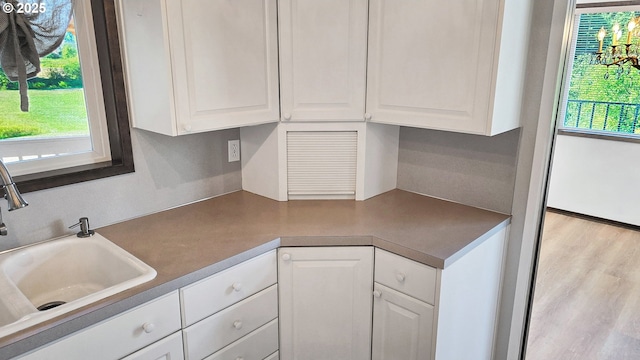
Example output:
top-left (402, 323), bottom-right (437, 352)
top-left (278, 247), bottom-right (373, 360)
top-left (366, 0), bottom-right (531, 135)
top-left (117, 0), bottom-right (280, 136)
top-left (277, 226), bottom-right (508, 360)
top-left (278, 0), bottom-right (369, 122)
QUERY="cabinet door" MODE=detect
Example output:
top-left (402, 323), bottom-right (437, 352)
top-left (167, 0), bottom-right (280, 134)
top-left (278, 0), bottom-right (368, 121)
top-left (366, 0), bottom-right (500, 134)
top-left (278, 247), bottom-right (373, 360)
top-left (372, 283), bottom-right (434, 360)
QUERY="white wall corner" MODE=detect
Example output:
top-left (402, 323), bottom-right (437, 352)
top-left (240, 123), bottom-right (284, 201)
top-left (358, 123), bottom-right (400, 200)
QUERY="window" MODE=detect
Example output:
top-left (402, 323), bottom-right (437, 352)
top-left (559, 5), bottom-right (640, 137)
top-left (0, 0), bottom-right (133, 192)
top-left (0, 1), bottom-right (110, 176)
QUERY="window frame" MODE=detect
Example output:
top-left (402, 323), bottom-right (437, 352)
top-left (12, 0), bottom-right (134, 193)
top-left (2, 0), bottom-right (112, 176)
top-left (558, 3), bottom-right (640, 142)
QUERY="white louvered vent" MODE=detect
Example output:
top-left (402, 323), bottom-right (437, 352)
top-left (287, 131), bottom-right (357, 200)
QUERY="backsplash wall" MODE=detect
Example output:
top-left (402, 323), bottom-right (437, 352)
top-left (0, 128), bottom-right (242, 251)
top-left (397, 126), bottom-right (521, 214)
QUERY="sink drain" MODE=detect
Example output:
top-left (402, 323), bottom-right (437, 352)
top-left (37, 301), bottom-right (66, 311)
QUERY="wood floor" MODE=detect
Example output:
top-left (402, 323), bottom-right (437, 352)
top-left (526, 210), bottom-right (640, 360)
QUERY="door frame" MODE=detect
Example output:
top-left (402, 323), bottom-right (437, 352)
top-left (494, 0), bottom-right (577, 358)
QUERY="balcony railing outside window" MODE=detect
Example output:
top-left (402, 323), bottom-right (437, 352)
top-left (563, 99), bottom-right (640, 135)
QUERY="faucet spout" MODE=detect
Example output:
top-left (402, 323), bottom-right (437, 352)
top-left (0, 160), bottom-right (28, 211)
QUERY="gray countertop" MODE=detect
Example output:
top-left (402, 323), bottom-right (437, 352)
top-left (0, 189), bottom-right (509, 358)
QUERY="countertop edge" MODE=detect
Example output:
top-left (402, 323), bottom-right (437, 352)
top-left (442, 218), bottom-right (512, 267)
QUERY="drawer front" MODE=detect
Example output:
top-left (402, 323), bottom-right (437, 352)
top-left (18, 292), bottom-right (181, 360)
top-left (183, 285), bottom-right (278, 360)
top-left (204, 319), bottom-right (279, 360)
top-left (264, 351), bottom-right (279, 360)
top-left (181, 250), bottom-right (277, 326)
top-left (122, 331), bottom-right (184, 360)
top-left (374, 249), bottom-right (437, 305)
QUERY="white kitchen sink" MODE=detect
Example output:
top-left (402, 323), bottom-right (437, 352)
top-left (0, 233), bottom-right (156, 338)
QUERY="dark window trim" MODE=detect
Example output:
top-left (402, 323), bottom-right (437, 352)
top-left (14, 0), bottom-right (134, 193)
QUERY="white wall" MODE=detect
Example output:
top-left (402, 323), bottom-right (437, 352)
top-left (547, 134), bottom-right (640, 225)
top-left (0, 128), bottom-right (242, 252)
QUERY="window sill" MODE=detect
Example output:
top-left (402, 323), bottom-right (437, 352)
top-left (557, 128), bottom-right (640, 144)
top-left (15, 158), bottom-right (134, 193)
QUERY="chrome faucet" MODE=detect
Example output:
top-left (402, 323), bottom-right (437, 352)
top-left (0, 159), bottom-right (28, 236)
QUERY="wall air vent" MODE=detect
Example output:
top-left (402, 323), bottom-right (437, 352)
top-left (287, 131), bottom-right (357, 200)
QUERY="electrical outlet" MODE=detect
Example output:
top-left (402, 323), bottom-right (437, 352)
top-left (228, 140), bottom-right (240, 162)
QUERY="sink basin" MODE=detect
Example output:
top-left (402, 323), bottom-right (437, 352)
top-left (0, 233), bottom-right (156, 338)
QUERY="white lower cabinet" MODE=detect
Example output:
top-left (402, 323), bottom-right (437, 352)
top-left (373, 227), bottom-right (508, 360)
top-left (15, 231), bottom-right (507, 360)
top-left (122, 331), bottom-right (184, 360)
top-left (277, 228), bottom-right (507, 360)
top-left (180, 251), bottom-right (278, 327)
top-left (372, 283), bottom-right (434, 360)
top-left (180, 250), bottom-right (279, 360)
top-left (18, 291), bottom-right (182, 360)
top-left (182, 285), bottom-right (278, 360)
top-left (278, 247), bottom-right (373, 360)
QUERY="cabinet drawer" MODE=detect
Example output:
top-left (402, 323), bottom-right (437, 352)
top-left (181, 250), bottom-right (277, 326)
top-left (374, 249), bottom-right (437, 305)
top-left (18, 291), bottom-right (181, 360)
top-left (204, 319), bottom-right (279, 360)
top-left (264, 351), bottom-right (279, 360)
top-left (183, 285), bottom-right (278, 360)
top-left (122, 331), bottom-right (184, 360)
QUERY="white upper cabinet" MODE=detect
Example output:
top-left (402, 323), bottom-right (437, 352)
top-left (118, 0), bottom-right (280, 136)
top-left (278, 0), bottom-right (369, 122)
top-left (366, 0), bottom-right (531, 135)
